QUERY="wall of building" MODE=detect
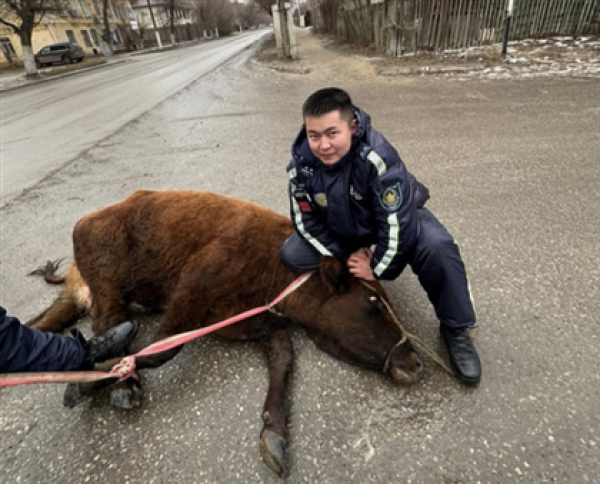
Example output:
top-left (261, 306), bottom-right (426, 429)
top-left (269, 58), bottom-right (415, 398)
top-left (0, 1), bottom-right (135, 66)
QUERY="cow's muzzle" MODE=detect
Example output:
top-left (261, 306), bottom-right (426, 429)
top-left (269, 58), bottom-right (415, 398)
top-left (385, 338), bottom-right (424, 384)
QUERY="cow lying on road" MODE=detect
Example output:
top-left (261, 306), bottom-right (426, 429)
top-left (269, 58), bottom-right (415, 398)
top-left (28, 190), bottom-right (423, 475)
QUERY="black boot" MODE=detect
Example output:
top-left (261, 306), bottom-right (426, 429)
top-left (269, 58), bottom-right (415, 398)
top-left (70, 321), bottom-right (138, 370)
top-left (440, 326), bottom-right (481, 386)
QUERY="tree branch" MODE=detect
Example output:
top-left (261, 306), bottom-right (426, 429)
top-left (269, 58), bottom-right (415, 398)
top-left (0, 16), bottom-right (21, 33)
top-left (33, 10), bottom-right (47, 26)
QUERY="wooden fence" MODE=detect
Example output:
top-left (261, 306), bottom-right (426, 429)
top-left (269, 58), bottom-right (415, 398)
top-left (318, 0), bottom-right (599, 54)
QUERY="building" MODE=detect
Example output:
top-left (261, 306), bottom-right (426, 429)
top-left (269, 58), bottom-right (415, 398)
top-left (0, 0), bottom-right (138, 66)
top-left (129, 0), bottom-right (197, 46)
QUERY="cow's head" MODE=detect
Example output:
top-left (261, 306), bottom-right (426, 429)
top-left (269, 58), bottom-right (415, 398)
top-left (292, 257), bottom-right (423, 384)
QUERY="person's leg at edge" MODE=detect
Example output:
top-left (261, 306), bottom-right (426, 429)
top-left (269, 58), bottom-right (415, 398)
top-left (0, 306), bottom-right (137, 373)
top-left (280, 233), bottom-right (322, 273)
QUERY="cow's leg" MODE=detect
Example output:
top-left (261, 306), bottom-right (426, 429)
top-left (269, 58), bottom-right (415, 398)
top-left (65, 257), bottom-right (229, 409)
top-left (62, 279), bottom-right (131, 408)
top-left (259, 327), bottom-right (294, 475)
top-left (65, 277), bottom-right (198, 410)
top-left (64, 340), bottom-right (184, 409)
top-left (107, 264), bottom-right (219, 409)
top-left (89, 280), bottom-right (128, 334)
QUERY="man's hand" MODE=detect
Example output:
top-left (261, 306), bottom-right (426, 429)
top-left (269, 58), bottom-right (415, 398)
top-left (347, 248), bottom-right (375, 281)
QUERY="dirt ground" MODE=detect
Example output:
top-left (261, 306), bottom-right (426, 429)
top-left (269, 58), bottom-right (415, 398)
top-left (253, 30), bottom-right (386, 80)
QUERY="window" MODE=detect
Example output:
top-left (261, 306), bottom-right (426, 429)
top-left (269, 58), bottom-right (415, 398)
top-left (66, 30), bottom-right (77, 44)
top-left (91, 29), bottom-right (99, 46)
top-left (69, 0), bottom-right (80, 17)
top-left (80, 30), bottom-right (93, 47)
top-left (112, 28), bottom-right (121, 44)
top-left (93, 2), bottom-right (101, 15)
top-left (79, 0), bottom-right (91, 16)
top-left (0, 37), bottom-right (16, 55)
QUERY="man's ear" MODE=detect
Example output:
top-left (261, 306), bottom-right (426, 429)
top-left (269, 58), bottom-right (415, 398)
top-left (320, 256), bottom-right (350, 294)
top-left (350, 118), bottom-right (358, 134)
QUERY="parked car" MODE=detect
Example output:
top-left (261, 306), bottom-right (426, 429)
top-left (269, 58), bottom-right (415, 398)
top-left (34, 42), bottom-right (85, 68)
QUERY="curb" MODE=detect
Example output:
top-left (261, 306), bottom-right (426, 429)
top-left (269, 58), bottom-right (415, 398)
top-left (0, 59), bottom-right (127, 94)
top-left (130, 46), bottom-right (179, 56)
top-left (251, 59), bottom-right (310, 74)
top-left (378, 64), bottom-right (486, 76)
top-left (130, 39), bottom-right (206, 56)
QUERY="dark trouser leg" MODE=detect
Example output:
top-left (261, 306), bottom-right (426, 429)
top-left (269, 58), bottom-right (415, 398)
top-left (408, 210), bottom-right (481, 385)
top-left (279, 233), bottom-right (322, 273)
top-left (408, 209), bottom-right (476, 329)
top-left (0, 306), bottom-right (85, 372)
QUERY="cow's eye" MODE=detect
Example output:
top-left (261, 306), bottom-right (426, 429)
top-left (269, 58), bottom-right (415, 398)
top-left (368, 295), bottom-right (379, 305)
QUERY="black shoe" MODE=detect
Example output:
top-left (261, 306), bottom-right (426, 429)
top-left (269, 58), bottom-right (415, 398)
top-left (71, 321), bottom-right (138, 370)
top-left (440, 326), bottom-right (481, 386)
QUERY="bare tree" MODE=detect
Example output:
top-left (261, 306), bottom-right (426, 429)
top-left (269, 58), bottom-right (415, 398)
top-left (0, 0), bottom-right (65, 75)
top-left (102, 0), bottom-right (112, 53)
top-left (193, 0), bottom-right (235, 37)
top-left (146, 0), bottom-right (157, 31)
top-left (253, 0), bottom-right (273, 16)
top-left (136, 0), bottom-right (162, 48)
top-left (165, 0), bottom-right (175, 44)
top-left (235, 0), bottom-right (256, 29)
top-left (136, 22), bottom-right (145, 48)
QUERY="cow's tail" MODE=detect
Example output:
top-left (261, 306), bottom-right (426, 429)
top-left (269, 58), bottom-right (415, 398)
top-left (28, 259), bottom-right (67, 284)
top-left (26, 262), bottom-right (92, 332)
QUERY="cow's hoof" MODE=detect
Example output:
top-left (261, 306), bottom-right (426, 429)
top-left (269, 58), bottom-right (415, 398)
top-left (110, 388), bottom-right (134, 410)
top-left (259, 429), bottom-right (286, 475)
top-left (63, 383), bottom-right (86, 408)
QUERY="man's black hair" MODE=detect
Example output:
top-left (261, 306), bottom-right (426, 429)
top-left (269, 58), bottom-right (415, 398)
top-left (302, 88), bottom-right (354, 123)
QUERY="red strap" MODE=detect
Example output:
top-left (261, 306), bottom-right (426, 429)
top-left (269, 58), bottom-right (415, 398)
top-left (0, 272), bottom-right (313, 388)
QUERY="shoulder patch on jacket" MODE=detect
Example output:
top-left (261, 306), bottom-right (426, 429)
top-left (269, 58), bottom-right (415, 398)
top-left (379, 183), bottom-right (403, 211)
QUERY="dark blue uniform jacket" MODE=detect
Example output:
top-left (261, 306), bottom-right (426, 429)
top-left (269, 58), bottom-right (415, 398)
top-left (0, 305), bottom-right (85, 372)
top-left (287, 107), bottom-right (430, 280)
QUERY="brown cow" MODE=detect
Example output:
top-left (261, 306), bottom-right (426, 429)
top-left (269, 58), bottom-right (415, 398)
top-left (28, 190), bottom-right (423, 475)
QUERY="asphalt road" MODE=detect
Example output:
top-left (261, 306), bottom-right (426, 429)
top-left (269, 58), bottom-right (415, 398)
top-left (1, 33), bottom-right (599, 484)
top-left (0, 30), bottom-right (269, 208)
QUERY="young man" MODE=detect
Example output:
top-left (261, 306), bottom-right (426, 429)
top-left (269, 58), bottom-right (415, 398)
top-left (0, 305), bottom-right (137, 373)
top-left (280, 87), bottom-right (481, 386)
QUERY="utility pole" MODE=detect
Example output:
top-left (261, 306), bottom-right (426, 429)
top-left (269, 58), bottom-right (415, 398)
top-left (502, 0), bottom-right (514, 57)
top-left (272, 0), bottom-right (296, 58)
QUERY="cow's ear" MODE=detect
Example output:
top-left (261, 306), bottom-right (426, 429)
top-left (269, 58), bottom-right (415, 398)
top-left (319, 256), bottom-right (349, 294)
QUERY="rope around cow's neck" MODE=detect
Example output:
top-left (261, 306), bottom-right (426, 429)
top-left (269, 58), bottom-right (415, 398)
top-left (361, 281), bottom-right (454, 376)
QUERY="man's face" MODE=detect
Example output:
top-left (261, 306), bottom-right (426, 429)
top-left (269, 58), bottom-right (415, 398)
top-left (305, 110), bottom-right (357, 165)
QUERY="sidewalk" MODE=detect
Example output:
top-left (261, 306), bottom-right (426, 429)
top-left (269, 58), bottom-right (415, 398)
top-left (254, 27), bottom-right (600, 80)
